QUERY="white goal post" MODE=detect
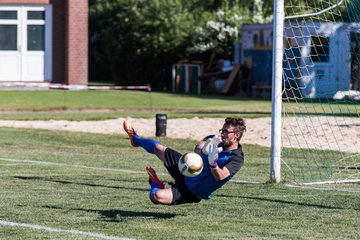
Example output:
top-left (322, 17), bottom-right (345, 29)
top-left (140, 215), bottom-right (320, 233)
top-left (270, 0), bottom-right (360, 184)
top-left (270, 0), bottom-right (284, 183)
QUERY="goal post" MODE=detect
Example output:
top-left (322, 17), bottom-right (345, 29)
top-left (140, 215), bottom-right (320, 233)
top-left (271, 0), bottom-right (360, 184)
top-left (270, 0), bottom-right (284, 183)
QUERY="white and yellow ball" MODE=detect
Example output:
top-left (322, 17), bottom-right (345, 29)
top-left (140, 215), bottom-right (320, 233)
top-left (178, 152), bottom-right (203, 177)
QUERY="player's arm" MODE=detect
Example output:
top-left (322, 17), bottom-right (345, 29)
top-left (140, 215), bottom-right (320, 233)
top-left (194, 140), bottom-right (206, 155)
top-left (212, 155), bottom-right (243, 180)
top-left (210, 165), bottom-right (231, 180)
top-left (209, 154), bottom-right (244, 180)
top-left (207, 141), bottom-right (228, 180)
top-left (210, 156), bottom-right (243, 180)
top-left (194, 135), bottom-right (215, 155)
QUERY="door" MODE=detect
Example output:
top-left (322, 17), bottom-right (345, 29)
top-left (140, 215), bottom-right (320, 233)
top-left (0, 5), bottom-right (52, 81)
top-left (350, 32), bottom-right (360, 90)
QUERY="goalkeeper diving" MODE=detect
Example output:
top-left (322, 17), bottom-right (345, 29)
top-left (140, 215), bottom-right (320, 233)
top-left (123, 117), bottom-right (246, 205)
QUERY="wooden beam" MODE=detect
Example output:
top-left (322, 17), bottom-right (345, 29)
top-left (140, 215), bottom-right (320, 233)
top-left (221, 64), bottom-right (241, 94)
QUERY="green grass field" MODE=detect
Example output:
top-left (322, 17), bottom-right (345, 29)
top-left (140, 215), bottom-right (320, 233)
top-left (0, 90), bottom-right (358, 120)
top-left (0, 90), bottom-right (359, 239)
top-left (0, 127), bottom-right (359, 240)
top-left (0, 90), bottom-right (272, 119)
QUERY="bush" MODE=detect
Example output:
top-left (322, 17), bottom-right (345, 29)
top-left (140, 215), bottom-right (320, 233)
top-left (89, 1), bottom-right (259, 91)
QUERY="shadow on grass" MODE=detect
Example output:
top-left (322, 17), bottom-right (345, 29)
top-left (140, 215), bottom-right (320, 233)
top-left (216, 194), bottom-right (360, 211)
top-left (14, 176), bottom-right (148, 192)
top-left (42, 205), bottom-right (178, 222)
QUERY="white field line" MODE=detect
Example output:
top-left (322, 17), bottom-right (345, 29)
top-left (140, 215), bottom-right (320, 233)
top-left (0, 220), bottom-right (135, 240)
top-left (231, 179), bottom-right (262, 184)
top-left (3, 157), bottom-right (359, 190)
top-left (285, 184), bottom-right (360, 193)
top-left (3, 158), bottom-right (359, 193)
top-left (0, 157), bottom-right (145, 174)
top-left (0, 157), bottom-right (260, 184)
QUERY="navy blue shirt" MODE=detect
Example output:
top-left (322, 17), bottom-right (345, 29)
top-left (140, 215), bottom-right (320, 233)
top-left (185, 144), bottom-right (244, 199)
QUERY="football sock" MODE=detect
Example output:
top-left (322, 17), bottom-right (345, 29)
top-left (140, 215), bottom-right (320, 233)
top-left (133, 136), bottom-right (159, 154)
top-left (149, 182), bottom-right (161, 203)
top-left (150, 181), bottom-right (161, 192)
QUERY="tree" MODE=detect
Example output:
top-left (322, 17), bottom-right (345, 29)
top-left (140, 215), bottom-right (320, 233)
top-left (90, 0), bottom-right (197, 89)
top-left (89, 0), bottom-right (270, 90)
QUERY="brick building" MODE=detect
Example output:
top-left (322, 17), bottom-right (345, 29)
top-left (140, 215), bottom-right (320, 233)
top-left (0, 0), bottom-right (88, 85)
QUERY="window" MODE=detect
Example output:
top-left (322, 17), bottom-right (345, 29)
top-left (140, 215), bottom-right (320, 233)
top-left (28, 25), bottom-right (44, 51)
top-left (0, 25), bottom-right (17, 50)
top-left (27, 11), bottom-right (44, 20)
top-left (0, 10), bottom-right (17, 19)
top-left (310, 36), bottom-right (330, 62)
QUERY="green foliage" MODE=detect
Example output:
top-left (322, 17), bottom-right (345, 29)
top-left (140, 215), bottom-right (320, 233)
top-left (89, 0), bottom-right (265, 90)
top-left (187, 5), bottom-right (250, 56)
top-left (89, 0), bottom-right (197, 89)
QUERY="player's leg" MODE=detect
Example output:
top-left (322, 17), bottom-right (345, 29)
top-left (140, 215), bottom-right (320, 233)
top-left (150, 189), bottom-right (173, 205)
top-left (123, 120), bottom-right (166, 162)
top-left (161, 148), bottom-right (202, 204)
top-left (146, 148), bottom-right (184, 205)
top-left (147, 165), bottom-right (199, 205)
top-left (124, 120), bottom-right (199, 205)
top-left (146, 166), bottom-right (173, 205)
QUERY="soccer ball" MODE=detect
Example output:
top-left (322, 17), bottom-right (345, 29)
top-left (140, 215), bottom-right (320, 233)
top-left (178, 152), bottom-right (203, 177)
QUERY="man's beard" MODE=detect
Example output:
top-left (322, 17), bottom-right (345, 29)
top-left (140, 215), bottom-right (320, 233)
top-left (221, 140), bottom-right (231, 148)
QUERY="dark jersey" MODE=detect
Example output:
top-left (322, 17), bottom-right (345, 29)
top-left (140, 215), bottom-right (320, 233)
top-left (185, 145), bottom-right (244, 199)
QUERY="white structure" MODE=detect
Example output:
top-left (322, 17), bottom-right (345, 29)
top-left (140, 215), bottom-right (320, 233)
top-left (0, 5), bottom-right (52, 82)
top-left (241, 22), bottom-right (360, 98)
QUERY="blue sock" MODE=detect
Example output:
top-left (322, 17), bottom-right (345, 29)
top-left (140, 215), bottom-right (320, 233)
top-left (149, 187), bottom-right (160, 204)
top-left (149, 182), bottom-right (160, 201)
top-left (133, 135), bottom-right (160, 154)
top-left (150, 181), bottom-right (161, 190)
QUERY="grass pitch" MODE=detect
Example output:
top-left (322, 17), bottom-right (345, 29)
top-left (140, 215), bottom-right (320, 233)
top-left (0, 127), bottom-right (359, 240)
top-left (0, 90), bottom-right (357, 120)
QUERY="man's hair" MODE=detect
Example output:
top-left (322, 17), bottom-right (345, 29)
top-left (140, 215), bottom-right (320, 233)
top-left (225, 117), bottom-right (246, 140)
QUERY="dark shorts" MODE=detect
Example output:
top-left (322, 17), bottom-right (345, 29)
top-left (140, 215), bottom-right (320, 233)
top-left (163, 148), bottom-right (201, 205)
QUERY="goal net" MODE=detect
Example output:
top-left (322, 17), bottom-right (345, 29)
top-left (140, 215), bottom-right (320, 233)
top-left (278, 0), bottom-right (360, 184)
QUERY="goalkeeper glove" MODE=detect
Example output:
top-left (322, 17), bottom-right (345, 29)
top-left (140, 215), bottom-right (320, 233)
top-left (202, 135), bottom-right (221, 155)
top-left (208, 143), bottom-right (219, 168)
